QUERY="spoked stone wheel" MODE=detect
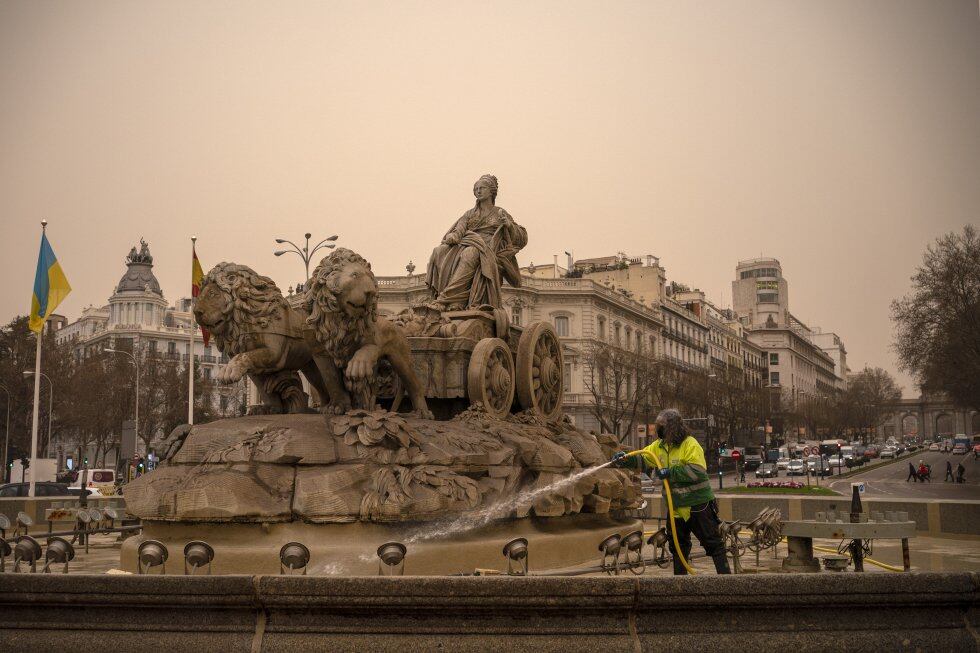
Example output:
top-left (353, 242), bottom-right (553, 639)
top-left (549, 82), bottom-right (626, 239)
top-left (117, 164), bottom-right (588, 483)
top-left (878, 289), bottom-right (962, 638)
top-left (516, 321), bottom-right (564, 421)
top-left (467, 337), bottom-right (516, 419)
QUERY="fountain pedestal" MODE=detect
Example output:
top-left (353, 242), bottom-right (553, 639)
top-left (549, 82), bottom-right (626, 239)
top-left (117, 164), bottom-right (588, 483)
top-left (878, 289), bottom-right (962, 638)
top-left (123, 413), bottom-right (641, 575)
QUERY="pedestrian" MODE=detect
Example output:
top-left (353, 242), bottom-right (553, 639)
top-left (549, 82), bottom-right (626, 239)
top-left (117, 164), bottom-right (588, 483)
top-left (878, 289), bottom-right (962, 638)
top-left (906, 461), bottom-right (918, 483)
top-left (945, 460), bottom-right (954, 482)
top-left (613, 408), bottom-right (731, 575)
top-left (956, 462), bottom-right (966, 484)
top-left (917, 460), bottom-right (931, 482)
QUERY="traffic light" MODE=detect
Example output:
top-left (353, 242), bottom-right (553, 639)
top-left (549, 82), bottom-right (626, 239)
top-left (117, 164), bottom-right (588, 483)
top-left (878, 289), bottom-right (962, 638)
top-left (20, 456), bottom-right (29, 470)
top-left (718, 443), bottom-right (728, 455)
top-left (83, 457), bottom-right (89, 466)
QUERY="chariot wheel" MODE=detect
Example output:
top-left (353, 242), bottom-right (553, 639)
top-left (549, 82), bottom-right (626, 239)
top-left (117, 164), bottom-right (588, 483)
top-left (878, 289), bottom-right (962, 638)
top-left (516, 321), bottom-right (564, 421)
top-left (467, 337), bottom-right (516, 419)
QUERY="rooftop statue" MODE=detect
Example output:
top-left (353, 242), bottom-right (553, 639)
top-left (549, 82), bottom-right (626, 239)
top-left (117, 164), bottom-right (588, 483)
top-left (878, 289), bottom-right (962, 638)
top-left (426, 174), bottom-right (527, 310)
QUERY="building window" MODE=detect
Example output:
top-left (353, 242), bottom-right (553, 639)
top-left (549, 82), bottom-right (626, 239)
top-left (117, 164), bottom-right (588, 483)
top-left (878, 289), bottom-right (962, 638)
top-left (770, 372), bottom-right (780, 385)
top-left (614, 323), bottom-right (621, 346)
top-left (769, 353), bottom-right (779, 366)
top-left (758, 293), bottom-right (778, 303)
top-left (597, 317), bottom-right (606, 340)
top-left (168, 341), bottom-right (176, 354)
top-left (554, 316), bottom-right (569, 337)
top-left (512, 306), bottom-right (522, 327)
top-left (564, 362), bottom-right (572, 392)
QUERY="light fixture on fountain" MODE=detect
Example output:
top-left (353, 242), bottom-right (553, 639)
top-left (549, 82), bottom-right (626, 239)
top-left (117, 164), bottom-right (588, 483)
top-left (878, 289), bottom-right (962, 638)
top-left (279, 542), bottom-right (310, 575)
top-left (137, 540), bottom-right (169, 575)
top-left (0, 537), bottom-right (11, 572)
top-left (42, 537), bottom-right (75, 574)
top-left (621, 530), bottom-right (645, 575)
top-left (502, 537), bottom-right (528, 576)
top-left (13, 535), bottom-right (42, 573)
top-left (598, 533), bottom-right (622, 575)
top-left (377, 542), bottom-right (406, 576)
top-left (183, 541), bottom-right (215, 575)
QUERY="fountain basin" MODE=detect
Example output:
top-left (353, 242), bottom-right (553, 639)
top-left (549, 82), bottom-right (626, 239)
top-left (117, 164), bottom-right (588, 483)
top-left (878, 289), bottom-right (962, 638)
top-left (120, 513), bottom-right (642, 575)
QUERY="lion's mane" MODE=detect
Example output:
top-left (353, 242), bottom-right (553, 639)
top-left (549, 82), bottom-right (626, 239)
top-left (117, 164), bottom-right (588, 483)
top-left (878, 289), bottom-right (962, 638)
top-left (200, 262), bottom-right (289, 357)
top-left (304, 248), bottom-right (376, 367)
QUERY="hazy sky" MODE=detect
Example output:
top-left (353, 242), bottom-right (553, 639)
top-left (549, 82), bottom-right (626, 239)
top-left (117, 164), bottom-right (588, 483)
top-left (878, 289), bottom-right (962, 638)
top-left (2, 1), bottom-right (978, 397)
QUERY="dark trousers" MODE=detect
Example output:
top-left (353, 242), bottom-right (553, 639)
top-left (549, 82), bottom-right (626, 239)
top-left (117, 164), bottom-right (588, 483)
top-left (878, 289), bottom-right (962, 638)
top-left (945, 468), bottom-right (954, 482)
top-left (665, 501), bottom-right (730, 575)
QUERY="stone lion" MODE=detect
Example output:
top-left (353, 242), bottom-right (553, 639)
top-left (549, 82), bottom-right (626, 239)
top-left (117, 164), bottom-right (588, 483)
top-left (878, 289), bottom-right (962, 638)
top-left (304, 248), bottom-right (432, 419)
top-left (193, 262), bottom-right (329, 414)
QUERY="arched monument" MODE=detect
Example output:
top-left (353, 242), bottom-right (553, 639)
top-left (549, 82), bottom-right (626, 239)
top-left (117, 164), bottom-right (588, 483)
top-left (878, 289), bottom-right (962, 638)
top-left (122, 176), bottom-right (641, 575)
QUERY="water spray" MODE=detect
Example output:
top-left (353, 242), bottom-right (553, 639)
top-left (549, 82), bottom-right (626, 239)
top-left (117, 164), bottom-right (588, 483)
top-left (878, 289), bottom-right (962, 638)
top-left (621, 449), bottom-right (697, 575)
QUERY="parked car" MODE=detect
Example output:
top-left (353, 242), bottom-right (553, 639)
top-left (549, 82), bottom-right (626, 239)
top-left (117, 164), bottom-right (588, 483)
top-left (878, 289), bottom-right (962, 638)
top-left (786, 460), bottom-right (806, 476)
top-left (865, 447), bottom-right (879, 459)
top-left (0, 482), bottom-right (71, 497)
top-left (880, 447), bottom-right (897, 459)
top-left (928, 443), bottom-right (940, 451)
top-left (755, 463), bottom-right (779, 479)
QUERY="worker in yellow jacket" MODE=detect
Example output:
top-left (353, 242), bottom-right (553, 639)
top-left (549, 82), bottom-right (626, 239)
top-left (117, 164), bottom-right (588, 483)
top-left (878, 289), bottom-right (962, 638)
top-left (613, 408), bottom-right (731, 575)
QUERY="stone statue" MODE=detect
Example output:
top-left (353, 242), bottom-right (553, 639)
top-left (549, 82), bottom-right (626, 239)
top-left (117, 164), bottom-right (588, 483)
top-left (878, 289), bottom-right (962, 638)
top-left (193, 262), bottom-right (329, 414)
top-left (426, 175), bottom-right (527, 310)
top-left (139, 238), bottom-right (152, 263)
top-left (304, 248), bottom-right (433, 419)
top-left (127, 246), bottom-right (138, 263)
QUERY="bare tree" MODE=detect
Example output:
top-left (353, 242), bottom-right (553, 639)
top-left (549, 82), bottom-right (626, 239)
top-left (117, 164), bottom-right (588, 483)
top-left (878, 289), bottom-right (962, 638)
top-left (892, 225), bottom-right (980, 411)
top-left (583, 341), bottom-right (660, 441)
top-left (846, 367), bottom-right (903, 444)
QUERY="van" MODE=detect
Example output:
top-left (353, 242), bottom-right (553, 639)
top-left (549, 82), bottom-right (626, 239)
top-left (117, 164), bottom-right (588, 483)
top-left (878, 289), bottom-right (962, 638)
top-left (70, 468), bottom-right (117, 495)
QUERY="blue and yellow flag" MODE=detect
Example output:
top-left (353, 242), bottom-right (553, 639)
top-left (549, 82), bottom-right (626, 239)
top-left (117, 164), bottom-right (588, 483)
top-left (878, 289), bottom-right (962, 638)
top-left (29, 231), bottom-right (71, 333)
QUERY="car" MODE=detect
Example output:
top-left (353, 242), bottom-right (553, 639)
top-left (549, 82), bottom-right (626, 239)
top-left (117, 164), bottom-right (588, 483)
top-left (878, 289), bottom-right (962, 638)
top-left (775, 458), bottom-right (791, 471)
top-left (929, 443), bottom-right (940, 451)
top-left (0, 482), bottom-right (72, 497)
top-left (880, 447), bottom-right (896, 459)
top-left (806, 455), bottom-right (831, 476)
top-left (755, 464), bottom-right (779, 479)
top-left (952, 443), bottom-right (967, 455)
top-left (786, 460), bottom-right (806, 476)
top-left (827, 455), bottom-right (845, 469)
top-left (865, 447), bottom-right (879, 459)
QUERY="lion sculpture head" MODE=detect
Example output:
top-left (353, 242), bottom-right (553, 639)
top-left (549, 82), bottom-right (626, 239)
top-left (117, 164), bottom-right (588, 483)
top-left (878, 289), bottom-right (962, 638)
top-left (194, 262), bottom-right (289, 357)
top-left (304, 248), bottom-right (377, 366)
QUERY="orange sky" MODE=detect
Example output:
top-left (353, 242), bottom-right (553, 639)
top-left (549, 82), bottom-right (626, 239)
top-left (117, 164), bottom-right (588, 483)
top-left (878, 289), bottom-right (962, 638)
top-left (2, 1), bottom-right (978, 396)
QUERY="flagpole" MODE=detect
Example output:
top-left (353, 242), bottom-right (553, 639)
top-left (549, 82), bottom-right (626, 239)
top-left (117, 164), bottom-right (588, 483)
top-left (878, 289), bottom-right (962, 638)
top-left (188, 236), bottom-right (196, 425)
top-left (28, 220), bottom-right (47, 498)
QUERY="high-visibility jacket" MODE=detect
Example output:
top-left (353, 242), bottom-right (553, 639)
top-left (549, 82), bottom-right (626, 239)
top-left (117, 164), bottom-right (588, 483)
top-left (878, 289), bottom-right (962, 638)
top-left (623, 435), bottom-right (714, 520)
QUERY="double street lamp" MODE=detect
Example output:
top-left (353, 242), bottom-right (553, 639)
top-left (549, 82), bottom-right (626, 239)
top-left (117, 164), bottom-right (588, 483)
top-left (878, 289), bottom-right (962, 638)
top-left (274, 233), bottom-right (338, 284)
top-left (105, 348), bottom-right (139, 455)
top-left (22, 371), bottom-right (53, 459)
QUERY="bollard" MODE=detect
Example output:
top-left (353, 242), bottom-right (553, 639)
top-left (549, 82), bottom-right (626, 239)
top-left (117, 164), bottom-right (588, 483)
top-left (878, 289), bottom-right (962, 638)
top-left (850, 484), bottom-right (864, 572)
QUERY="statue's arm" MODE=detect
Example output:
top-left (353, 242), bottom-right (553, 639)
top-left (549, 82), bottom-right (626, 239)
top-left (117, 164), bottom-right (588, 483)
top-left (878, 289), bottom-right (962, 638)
top-left (442, 214), bottom-right (469, 245)
top-left (499, 209), bottom-right (528, 248)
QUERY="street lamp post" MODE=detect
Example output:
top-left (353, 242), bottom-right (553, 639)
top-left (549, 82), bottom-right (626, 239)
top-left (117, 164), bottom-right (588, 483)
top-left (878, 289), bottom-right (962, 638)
top-left (0, 384), bottom-right (9, 482)
top-left (274, 233), bottom-right (338, 284)
top-left (105, 348), bottom-right (139, 456)
top-left (22, 371), bottom-right (53, 459)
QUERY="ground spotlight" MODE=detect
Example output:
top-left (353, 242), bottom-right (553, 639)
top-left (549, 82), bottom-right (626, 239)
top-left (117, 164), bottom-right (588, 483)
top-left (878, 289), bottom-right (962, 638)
top-left (137, 539), bottom-right (169, 575)
top-left (621, 530), bottom-right (645, 575)
top-left (377, 542), bottom-right (406, 576)
top-left (13, 535), bottom-right (42, 573)
top-left (0, 514), bottom-right (9, 539)
top-left (0, 537), bottom-right (11, 573)
top-left (598, 533), bottom-right (622, 575)
top-left (43, 537), bottom-right (75, 574)
top-left (502, 537), bottom-right (529, 576)
top-left (15, 512), bottom-right (33, 537)
top-left (279, 542), bottom-right (310, 575)
top-left (183, 541), bottom-right (215, 575)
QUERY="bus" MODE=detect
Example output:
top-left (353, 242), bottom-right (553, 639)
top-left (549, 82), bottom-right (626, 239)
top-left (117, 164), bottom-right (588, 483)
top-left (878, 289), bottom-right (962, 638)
top-left (819, 439), bottom-right (845, 457)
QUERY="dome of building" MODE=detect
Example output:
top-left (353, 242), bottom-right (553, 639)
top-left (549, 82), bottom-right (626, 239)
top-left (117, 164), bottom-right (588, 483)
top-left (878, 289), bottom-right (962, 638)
top-left (116, 239), bottom-right (162, 295)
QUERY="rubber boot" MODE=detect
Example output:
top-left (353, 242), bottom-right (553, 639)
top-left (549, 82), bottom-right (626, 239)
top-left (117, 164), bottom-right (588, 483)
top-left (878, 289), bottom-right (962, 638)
top-left (712, 553), bottom-right (732, 575)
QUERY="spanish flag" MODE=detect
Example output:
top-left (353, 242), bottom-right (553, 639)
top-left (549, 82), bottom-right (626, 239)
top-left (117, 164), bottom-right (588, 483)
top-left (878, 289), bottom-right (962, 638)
top-left (191, 242), bottom-right (210, 346)
top-left (29, 231), bottom-right (71, 333)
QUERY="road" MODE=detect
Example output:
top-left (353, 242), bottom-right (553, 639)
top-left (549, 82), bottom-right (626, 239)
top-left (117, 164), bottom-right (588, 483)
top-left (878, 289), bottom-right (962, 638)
top-left (826, 449), bottom-right (980, 499)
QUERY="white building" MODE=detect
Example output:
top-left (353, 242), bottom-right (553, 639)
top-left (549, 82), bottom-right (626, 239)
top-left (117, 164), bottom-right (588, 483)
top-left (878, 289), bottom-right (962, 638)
top-left (55, 242), bottom-right (246, 460)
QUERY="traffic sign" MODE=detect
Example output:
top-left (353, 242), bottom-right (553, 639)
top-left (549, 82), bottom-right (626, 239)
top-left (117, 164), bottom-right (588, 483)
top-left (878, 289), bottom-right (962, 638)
top-left (731, 450), bottom-right (742, 460)
top-left (803, 447), bottom-right (811, 456)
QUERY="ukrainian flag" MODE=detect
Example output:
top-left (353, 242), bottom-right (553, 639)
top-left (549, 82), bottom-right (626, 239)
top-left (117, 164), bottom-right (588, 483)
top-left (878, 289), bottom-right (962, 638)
top-left (29, 232), bottom-right (71, 333)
